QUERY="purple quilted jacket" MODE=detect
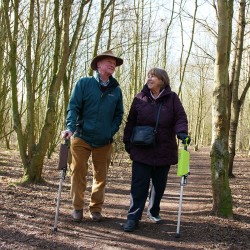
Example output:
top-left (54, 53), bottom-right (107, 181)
top-left (123, 84), bottom-right (188, 166)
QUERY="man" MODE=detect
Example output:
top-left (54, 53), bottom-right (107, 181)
top-left (62, 50), bottom-right (124, 222)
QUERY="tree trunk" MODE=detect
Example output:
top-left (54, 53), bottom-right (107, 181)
top-left (23, 0), bottom-right (72, 182)
top-left (3, 0), bottom-right (90, 183)
top-left (142, 1), bottom-right (152, 85)
top-left (178, 0), bottom-right (198, 96)
top-left (139, 0), bottom-right (144, 88)
top-left (210, 0), bottom-right (233, 218)
top-left (132, 0), bottom-right (140, 96)
top-left (88, 0), bottom-right (114, 76)
top-left (162, 0), bottom-right (174, 69)
top-left (194, 75), bottom-right (205, 149)
top-left (228, 0), bottom-right (248, 177)
top-left (26, 0), bottom-right (36, 164)
top-left (4, 0), bottom-right (28, 167)
top-left (0, 8), bottom-right (11, 146)
top-left (107, 0), bottom-right (115, 50)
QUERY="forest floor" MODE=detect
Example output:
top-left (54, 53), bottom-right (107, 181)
top-left (0, 146), bottom-right (249, 250)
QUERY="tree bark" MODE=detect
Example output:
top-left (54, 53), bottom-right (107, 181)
top-left (228, 0), bottom-right (249, 178)
top-left (4, 0), bottom-right (28, 165)
top-left (88, 0), bottom-right (114, 76)
top-left (162, 0), bottom-right (175, 69)
top-left (0, 7), bottom-right (12, 146)
top-left (210, 0), bottom-right (233, 218)
top-left (26, 0), bottom-right (72, 182)
top-left (178, 0), bottom-right (198, 96)
top-left (26, 0), bottom-right (35, 164)
top-left (107, 0), bottom-right (115, 50)
top-left (133, 0), bottom-right (140, 95)
top-left (194, 73), bottom-right (205, 149)
top-left (3, 0), bottom-right (91, 183)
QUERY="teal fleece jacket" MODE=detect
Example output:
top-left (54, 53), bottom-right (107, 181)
top-left (66, 75), bottom-right (124, 147)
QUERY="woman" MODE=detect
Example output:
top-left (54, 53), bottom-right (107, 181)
top-left (123, 67), bottom-right (190, 232)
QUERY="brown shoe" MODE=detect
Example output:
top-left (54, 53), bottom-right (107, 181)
top-left (90, 212), bottom-right (103, 222)
top-left (72, 209), bottom-right (83, 222)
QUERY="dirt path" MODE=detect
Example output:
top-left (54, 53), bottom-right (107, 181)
top-left (0, 147), bottom-right (249, 249)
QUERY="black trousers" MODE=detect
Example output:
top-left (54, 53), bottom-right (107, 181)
top-left (127, 161), bottom-right (170, 221)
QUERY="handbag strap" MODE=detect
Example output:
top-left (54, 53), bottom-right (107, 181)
top-left (154, 103), bottom-right (162, 133)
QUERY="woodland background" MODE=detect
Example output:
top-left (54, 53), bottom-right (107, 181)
top-left (0, 0), bottom-right (250, 219)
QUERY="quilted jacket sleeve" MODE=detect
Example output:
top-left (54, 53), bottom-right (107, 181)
top-left (123, 98), bottom-right (137, 143)
top-left (173, 93), bottom-right (188, 134)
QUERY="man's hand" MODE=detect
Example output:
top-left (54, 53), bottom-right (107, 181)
top-left (62, 130), bottom-right (73, 140)
top-left (177, 132), bottom-right (191, 145)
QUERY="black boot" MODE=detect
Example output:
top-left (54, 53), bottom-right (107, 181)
top-left (123, 219), bottom-right (139, 232)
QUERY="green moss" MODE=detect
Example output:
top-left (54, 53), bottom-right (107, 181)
top-left (0, 170), bottom-right (7, 175)
top-left (22, 174), bottom-right (46, 184)
top-left (8, 182), bottom-right (18, 188)
top-left (210, 145), bottom-right (233, 218)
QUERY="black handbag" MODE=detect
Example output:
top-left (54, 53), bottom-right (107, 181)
top-left (130, 103), bottom-right (162, 146)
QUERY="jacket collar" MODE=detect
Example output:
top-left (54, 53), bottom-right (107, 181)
top-left (141, 84), bottom-right (172, 100)
top-left (94, 72), bottom-right (119, 89)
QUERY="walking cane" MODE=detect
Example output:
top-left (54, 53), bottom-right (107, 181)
top-left (175, 138), bottom-right (190, 238)
top-left (53, 139), bottom-right (70, 232)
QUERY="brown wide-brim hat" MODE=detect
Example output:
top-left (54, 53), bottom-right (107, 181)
top-left (90, 50), bottom-right (123, 70)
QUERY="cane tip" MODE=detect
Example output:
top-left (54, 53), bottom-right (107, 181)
top-left (175, 233), bottom-right (180, 238)
top-left (53, 227), bottom-right (58, 232)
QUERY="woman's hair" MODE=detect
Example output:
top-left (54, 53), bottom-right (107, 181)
top-left (148, 68), bottom-right (170, 87)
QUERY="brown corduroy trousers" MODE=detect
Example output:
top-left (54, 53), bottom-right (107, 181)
top-left (70, 137), bottom-right (112, 213)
